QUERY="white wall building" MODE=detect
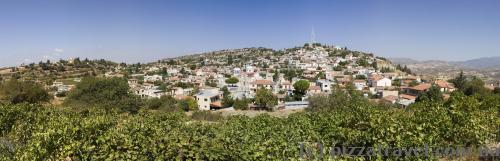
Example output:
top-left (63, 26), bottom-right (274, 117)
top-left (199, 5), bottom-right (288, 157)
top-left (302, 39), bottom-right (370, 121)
top-left (194, 88), bottom-right (223, 111)
top-left (144, 75), bottom-right (163, 83)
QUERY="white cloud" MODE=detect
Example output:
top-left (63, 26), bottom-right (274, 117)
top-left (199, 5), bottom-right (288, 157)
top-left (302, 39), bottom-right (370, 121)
top-left (52, 48), bottom-right (64, 56)
top-left (54, 48), bottom-right (64, 53)
top-left (42, 55), bottom-right (54, 60)
top-left (23, 59), bottom-right (33, 63)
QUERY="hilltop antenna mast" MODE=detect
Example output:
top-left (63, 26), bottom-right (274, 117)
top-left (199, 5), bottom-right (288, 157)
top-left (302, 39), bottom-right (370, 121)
top-left (310, 26), bottom-right (316, 45)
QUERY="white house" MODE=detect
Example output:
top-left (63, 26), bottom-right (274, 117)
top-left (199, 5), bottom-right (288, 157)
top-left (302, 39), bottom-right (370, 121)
top-left (353, 80), bottom-right (367, 90)
top-left (136, 86), bottom-right (164, 98)
top-left (250, 80), bottom-right (275, 91)
top-left (233, 67), bottom-right (241, 76)
top-left (370, 75), bottom-right (392, 87)
top-left (375, 78), bottom-right (392, 87)
top-left (144, 75), bottom-right (163, 83)
top-left (194, 89), bottom-right (223, 111)
top-left (316, 79), bottom-right (331, 93)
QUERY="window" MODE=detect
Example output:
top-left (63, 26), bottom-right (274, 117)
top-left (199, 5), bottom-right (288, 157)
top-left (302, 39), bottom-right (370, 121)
top-left (204, 98), bottom-right (208, 102)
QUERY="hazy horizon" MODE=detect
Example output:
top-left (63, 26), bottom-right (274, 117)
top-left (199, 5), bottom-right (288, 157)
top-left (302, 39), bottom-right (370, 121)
top-left (1, 0), bottom-right (499, 67)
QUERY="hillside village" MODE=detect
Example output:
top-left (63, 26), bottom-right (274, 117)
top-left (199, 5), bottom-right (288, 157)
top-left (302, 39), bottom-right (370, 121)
top-left (1, 43), bottom-right (497, 111)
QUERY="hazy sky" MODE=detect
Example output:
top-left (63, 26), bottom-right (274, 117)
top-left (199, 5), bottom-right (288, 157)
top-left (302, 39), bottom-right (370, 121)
top-left (1, 0), bottom-right (499, 67)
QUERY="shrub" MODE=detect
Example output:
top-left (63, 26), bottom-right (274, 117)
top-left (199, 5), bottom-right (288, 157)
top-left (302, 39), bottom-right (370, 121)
top-left (0, 79), bottom-right (51, 104)
top-left (177, 97), bottom-right (198, 111)
top-left (145, 95), bottom-right (178, 112)
top-left (64, 77), bottom-right (142, 113)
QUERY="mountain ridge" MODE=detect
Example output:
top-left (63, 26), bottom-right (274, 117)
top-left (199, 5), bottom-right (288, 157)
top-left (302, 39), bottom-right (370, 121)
top-left (390, 56), bottom-right (500, 69)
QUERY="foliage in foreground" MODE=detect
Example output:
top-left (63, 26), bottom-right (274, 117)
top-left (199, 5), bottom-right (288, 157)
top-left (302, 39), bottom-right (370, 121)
top-left (0, 95), bottom-right (498, 160)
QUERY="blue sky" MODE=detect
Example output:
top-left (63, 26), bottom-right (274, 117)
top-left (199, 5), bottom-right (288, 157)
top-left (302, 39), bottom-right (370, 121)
top-left (1, 0), bottom-right (499, 67)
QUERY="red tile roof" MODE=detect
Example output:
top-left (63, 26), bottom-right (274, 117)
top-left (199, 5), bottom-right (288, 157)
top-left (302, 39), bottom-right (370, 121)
top-left (434, 80), bottom-right (451, 88)
top-left (410, 83), bottom-right (431, 91)
top-left (370, 75), bottom-right (383, 81)
top-left (400, 94), bottom-right (416, 100)
top-left (252, 80), bottom-right (274, 85)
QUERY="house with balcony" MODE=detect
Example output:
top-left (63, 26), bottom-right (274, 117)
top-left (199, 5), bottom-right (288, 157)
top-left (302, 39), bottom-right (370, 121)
top-left (194, 88), bottom-right (223, 111)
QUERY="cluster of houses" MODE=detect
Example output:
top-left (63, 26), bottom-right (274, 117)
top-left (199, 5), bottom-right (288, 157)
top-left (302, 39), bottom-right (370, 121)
top-left (117, 44), bottom-right (462, 111)
top-left (6, 44), bottom-right (500, 111)
top-left (33, 44), bottom-right (471, 110)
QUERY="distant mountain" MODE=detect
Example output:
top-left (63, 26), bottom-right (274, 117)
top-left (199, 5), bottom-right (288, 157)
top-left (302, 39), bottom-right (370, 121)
top-left (390, 57), bottom-right (500, 70)
top-left (389, 57), bottom-right (500, 80)
top-left (388, 58), bottom-right (419, 64)
top-left (452, 57), bottom-right (500, 69)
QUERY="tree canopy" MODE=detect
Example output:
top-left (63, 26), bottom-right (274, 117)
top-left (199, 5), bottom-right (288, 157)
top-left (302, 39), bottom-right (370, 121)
top-left (292, 80), bottom-right (309, 100)
top-left (463, 77), bottom-right (489, 96)
top-left (254, 88), bottom-right (277, 110)
top-left (145, 95), bottom-right (178, 112)
top-left (416, 85), bottom-right (443, 102)
top-left (0, 79), bottom-right (51, 104)
top-left (224, 77), bottom-right (239, 84)
top-left (177, 97), bottom-right (198, 111)
top-left (293, 80), bottom-right (309, 93)
top-left (64, 77), bottom-right (142, 113)
top-left (450, 71), bottom-right (467, 91)
top-left (494, 87), bottom-right (500, 94)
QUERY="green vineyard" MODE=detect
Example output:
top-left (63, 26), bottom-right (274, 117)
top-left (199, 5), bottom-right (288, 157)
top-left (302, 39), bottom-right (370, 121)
top-left (1, 93), bottom-right (498, 160)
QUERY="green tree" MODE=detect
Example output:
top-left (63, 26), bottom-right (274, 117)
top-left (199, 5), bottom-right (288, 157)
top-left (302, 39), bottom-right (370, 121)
top-left (409, 80), bottom-right (419, 87)
top-left (333, 66), bottom-right (343, 71)
top-left (159, 67), bottom-right (168, 77)
top-left (450, 71), bottom-right (467, 91)
top-left (65, 77), bottom-right (142, 113)
top-left (494, 87), bottom-right (500, 94)
top-left (307, 94), bottom-right (330, 110)
top-left (380, 67), bottom-right (394, 73)
top-left (315, 72), bottom-right (326, 80)
top-left (177, 98), bottom-right (198, 111)
top-left (282, 69), bottom-right (298, 81)
top-left (355, 75), bottom-right (367, 80)
top-left (221, 86), bottom-right (234, 108)
top-left (145, 95), bottom-right (178, 111)
top-left (221, 96), bottom-right (234, 108)
top-left (463, 77), bottom-right (489, 96)
top-left (272, 70), bottom-right (279, 82)
top-left (356, 59), bottom-right (369, 67)
top-left (225, 77), bottom-right (239, 84)
top-left (227, 55), bottom-right (233, 65)
top-left (57, 64), bottom-right (65, 72)
top-left (307, 85), bottom-right (369, 112)
top-left (392, 79), bottom-right (402, 87)
top-left (371, 61), bottom-right (378, 70)
top-left (416, 85), bottom-right (443, 102)
top-left (233, 98), bottom-right (249, 110)
top-left (293, 80), bottom-right (309, 100)
top-left (205, 80), bottom-right (217, 87)
top-left (254, 88), bottom-right (277, 110)
top-left (189, 64), bottom-right (197, 70)
top-left (174, 82), bottom-right (194, 89)
top-left (0, 79), bottom-right (51, 104)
